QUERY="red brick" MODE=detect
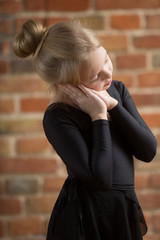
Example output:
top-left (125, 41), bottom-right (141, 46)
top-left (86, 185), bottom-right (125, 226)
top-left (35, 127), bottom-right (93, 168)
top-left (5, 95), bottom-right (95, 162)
top-left (0, 0), bottom-right (23, 13)
top-left (117, 54), bottom-right (146, 69)
top-left (135, 172), bottom-right (149, 189)
top-left (46, 0), bottom-right (90, 11)
top-left (0, 61), bottom-right (9, 73)
top-left (0, 99), bottom-right (14, 113)
top-left (138, 72), bottom-right (160, 87)
top-left (24, 0), bottom-right (45, 11)
top-left (111, 15), bottom-right (140, 30)
top-left (27, 195), bottom-right (58, 213)
top-left (44, 17), bottom-right (71, 26)
top-left (141, 112), bottom-right (160, 128)
top-left (0, 41), bottom-right (11, 56)
top-left (146, 14), bottom-right (160, 29)
top-left (0, 180), bottom-right (3, 195)
top-left (134, 35), bottom-right (160, 48)
top-left (0, 197), bottom-right (21, 215)
top-left (0, 220), bottom-right (5, 237)
top-left (0, 75), bottom-right (47, 93)
top-left (95, 0), bottom-right (160, 9)
top-left (0, 158), bottom-right (57, 174)
top-left (16, 137), bottom-right (50, 154)
top-left (0, 18), bottom-right (12, 35)
top-left (112, 75), bottom-right (133, 88)
top-left (20, 97), bottom-right (50, 112)
top-left (44, 177), bottom-right (65, 192)
top-left (149, 173), bottom-right (160, 188)
top-left (131, 93), bottom-right (160, 106)
top-left (137, 192), bottom-right (160, 210)
top-left (152, 213), bottom-right (160, 232)
top-left (0, 138), bottom-right (11, 157)
top-left (0, 118), bottom-right (43, 134)
top-left (8, 217), bottom-right (43, 236)
top-left (98, 35), bottom-right (128, 51)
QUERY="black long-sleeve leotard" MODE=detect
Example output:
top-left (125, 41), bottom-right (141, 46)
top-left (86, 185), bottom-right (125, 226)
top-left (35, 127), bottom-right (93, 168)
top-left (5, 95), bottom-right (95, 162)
top-left (43, 80), bottom-right (157, 191)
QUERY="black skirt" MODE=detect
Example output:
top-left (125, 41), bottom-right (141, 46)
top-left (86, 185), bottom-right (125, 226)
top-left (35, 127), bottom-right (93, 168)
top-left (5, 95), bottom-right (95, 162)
top-left (46, 176), bottom-right (147, 240)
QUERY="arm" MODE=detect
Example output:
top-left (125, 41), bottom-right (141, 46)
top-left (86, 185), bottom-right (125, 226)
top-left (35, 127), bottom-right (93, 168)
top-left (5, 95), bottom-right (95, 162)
top-left (43, 110), bottom-right (113, 190)
top-left (108, 82), bottom-right (157, 162)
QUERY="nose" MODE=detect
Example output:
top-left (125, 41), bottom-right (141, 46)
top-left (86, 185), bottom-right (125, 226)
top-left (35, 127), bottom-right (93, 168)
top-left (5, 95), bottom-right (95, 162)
top-left (100, 71), bottom-right (111, 81)
top-left (101, 64), bottom-right (112, 78)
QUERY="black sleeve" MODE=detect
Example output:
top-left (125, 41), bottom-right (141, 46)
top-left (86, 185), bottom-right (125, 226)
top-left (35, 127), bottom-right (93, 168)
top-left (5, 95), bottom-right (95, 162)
top-left (43, 111), bottom-right (113, 190)
top-left (108, 81), bottom-right (157, 162)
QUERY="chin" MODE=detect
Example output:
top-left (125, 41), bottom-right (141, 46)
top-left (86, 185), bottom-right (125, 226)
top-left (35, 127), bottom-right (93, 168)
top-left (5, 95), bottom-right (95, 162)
top-left (104, 82), bottom-right (112, 90)
top-left (103, 85), bottom-right (111, 91)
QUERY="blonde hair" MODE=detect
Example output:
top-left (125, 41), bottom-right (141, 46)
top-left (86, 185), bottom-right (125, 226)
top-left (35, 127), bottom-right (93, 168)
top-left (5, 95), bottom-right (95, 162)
top-left (13, 19), bottom-right (100, 96)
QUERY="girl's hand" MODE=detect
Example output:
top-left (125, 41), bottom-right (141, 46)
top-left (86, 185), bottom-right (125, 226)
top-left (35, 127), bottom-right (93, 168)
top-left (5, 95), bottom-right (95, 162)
top-left (59, 84), bottom-right (108, 121)
top-left (90, 89), bottom-right (118, 110)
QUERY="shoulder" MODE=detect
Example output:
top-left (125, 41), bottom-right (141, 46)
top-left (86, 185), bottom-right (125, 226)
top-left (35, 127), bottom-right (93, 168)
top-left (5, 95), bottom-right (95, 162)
top-left (43, 103), bottom-right (76, 139)
top-left (43, 103), bottom-right (71, 125)
top-left (43, 103), bottom-right (90, 129)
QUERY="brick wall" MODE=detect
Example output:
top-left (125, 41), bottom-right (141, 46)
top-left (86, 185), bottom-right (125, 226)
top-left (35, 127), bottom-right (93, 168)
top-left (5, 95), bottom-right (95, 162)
top-left (0, 0), bottom-right (160, 239)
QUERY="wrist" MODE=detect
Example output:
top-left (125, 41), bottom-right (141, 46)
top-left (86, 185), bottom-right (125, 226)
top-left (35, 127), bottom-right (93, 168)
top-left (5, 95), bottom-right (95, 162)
top-left (108, 99), bottom-right (118, 110)
top-left (91, 113), bottom-right (108, 121)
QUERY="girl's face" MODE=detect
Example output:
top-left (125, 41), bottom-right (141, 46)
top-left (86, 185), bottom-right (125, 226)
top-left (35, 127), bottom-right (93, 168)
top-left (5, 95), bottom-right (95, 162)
top-left (80, 46), bottom-right (113, 91)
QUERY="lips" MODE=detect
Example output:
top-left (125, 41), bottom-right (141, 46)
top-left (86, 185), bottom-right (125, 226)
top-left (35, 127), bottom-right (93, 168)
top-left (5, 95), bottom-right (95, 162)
top-left (105, 78), bottom-right (112, 87)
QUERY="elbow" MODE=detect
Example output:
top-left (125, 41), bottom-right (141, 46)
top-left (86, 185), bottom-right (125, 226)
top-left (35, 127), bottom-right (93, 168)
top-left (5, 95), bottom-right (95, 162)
top-left (145, 137), bottom-right (157, 162)
top-left (135, 145), bottom-right (157, 163)
top-left (144, 147), bottom-right (157, 163)
top-left (134, 137), bottom-right (157, 163)
top-left (144, 138), bottom-right (157, 162)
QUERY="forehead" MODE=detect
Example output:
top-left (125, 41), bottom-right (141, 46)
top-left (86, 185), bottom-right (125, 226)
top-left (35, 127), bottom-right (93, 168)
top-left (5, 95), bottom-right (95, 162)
top-left (80, 46), bottom-right (106, 82)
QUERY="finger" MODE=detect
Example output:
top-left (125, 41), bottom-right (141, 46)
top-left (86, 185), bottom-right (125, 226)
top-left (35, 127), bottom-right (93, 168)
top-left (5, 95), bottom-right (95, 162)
top-left (66, 85), bottom-right (86, 99)
top-left (59, 84), bottom-right (85, 100)
top-left (78, 84), bottom-right (96, 97)
top-left (58, 84), bottom-right (73, 96)
top-left (78, 85), bottom-right (88, 96)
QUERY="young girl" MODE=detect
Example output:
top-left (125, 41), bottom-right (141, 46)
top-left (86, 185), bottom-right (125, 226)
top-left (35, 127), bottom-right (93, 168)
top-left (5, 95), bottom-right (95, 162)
top-left (13, 19), bottom-right (157, 240)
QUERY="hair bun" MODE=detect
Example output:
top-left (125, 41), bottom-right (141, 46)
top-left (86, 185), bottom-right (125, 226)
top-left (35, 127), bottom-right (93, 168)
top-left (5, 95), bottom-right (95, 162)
top-left (13, 19), bottom-right (46, 58)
